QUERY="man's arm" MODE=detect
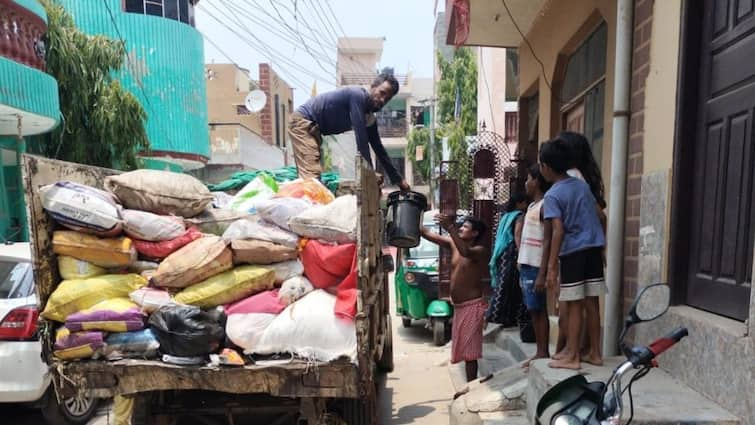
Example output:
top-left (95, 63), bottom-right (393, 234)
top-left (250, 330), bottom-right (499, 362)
top-left (546, 218), bottom-right (564, 290)
top-left (366, 124), bottom-right (408, 189)
top-left (439, 215), bottom-right (486, 260)
top-left (535, 213), bottom-right (551, 293)
top-left (514, 215), bottom-right (524, 251)
top-left (349, 94), bottom-right (374, 166)
top-left (420, 226), bottom-right (451, 247)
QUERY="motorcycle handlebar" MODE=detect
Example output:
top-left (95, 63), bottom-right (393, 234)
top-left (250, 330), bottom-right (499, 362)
top-left (648, 327), bottom-right (688, 358)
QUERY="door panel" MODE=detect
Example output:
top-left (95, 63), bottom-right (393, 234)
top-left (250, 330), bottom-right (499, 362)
top-left (686, 0), bottom-right (754, 321)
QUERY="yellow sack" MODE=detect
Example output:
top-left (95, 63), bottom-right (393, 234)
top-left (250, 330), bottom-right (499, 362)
top-left (53, 231), bottom-right (137, 268)
top-left (174, 266), bottom-right (275, 308)
top-left (42, 274), bottom-right (147, 322)
top-left (58, 256), bottom-right (107, 280)
top-left (151, 236), bottom-right (233, 288)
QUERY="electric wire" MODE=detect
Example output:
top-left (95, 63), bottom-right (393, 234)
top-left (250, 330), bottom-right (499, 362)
top-left (200, 2), bottom-right (333, 91)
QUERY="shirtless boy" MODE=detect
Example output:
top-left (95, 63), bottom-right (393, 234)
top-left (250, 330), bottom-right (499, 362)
top-left (421, 214), bottom-right (489, 383)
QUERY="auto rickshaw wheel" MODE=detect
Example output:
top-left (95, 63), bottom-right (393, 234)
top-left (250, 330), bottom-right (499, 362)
top-left (401, 316), bottom-right (412, 328)
top-left (432, 319), bottom-right (446, 346)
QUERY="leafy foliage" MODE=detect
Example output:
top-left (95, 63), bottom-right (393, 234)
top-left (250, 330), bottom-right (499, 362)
top-left (437, 47), bottom-right (478, 207)
top-left (437, 47), bottom-right (478, 135)
top-left (406, 126), bottom-right (440, 184)
top-left (33, 0), bottom-right (149, 169)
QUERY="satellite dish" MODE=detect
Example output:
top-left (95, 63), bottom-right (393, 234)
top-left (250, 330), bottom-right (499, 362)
top-left (245, 90), bottom-right (267, 113)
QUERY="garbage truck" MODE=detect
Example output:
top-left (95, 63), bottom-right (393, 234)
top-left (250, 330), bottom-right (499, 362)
top-left (22, 154), bottom-right (394, 424)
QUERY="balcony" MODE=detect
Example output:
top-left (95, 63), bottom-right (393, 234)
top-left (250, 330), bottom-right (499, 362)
top-left (0, 1), bottom-right (59, 136)
top-left (377, 116), bottom-right (407, 138)
top-left (340, 72), bottom-right (409, 87)
top-left (0, 1), bottom-right (47, 71)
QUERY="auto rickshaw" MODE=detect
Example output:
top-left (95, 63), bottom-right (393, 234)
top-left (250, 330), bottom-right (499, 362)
top-left (394, 214), bottom-right (453, 346)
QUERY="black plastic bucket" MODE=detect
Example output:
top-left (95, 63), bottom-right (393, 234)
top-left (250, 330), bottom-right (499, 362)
top-left (385, 191), bottom-right (428, 248)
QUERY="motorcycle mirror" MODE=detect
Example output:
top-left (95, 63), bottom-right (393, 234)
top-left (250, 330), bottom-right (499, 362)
top-left (628, 283), bottom-right (671, 324)
top-left (553, 414), bottom-right (583, 425)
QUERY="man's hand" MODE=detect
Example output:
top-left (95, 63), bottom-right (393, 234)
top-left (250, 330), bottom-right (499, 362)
top-left (534, 273), bottom-right (546, 293)
top-left (546, 265), bottom-right (559, 291)
top-left (436, 213), bottom-right (455, 232)
top-left (398, 180), bottom-right (411, 192)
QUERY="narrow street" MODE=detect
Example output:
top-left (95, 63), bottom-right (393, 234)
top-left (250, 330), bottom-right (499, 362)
top-left (378, 273), bottom-right (454, 425)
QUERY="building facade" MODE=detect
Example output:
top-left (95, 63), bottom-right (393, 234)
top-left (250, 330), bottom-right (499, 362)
top-left (446, 0), bottom-right (754, 422)
top-left (59, 0), bottom-right (209, 171)
top-left (202, 63), bottom-right (294, 184)
top-left (0, 0), bottom-right (61, 241)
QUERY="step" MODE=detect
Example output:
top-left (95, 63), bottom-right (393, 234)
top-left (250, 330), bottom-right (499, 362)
top-left (527, 357), bottom-right (741, 425)
top-left (449, 365), bottom-right (529, 425)
top-left (493, 327), bottom-right (536, 362)
top-left (448, 342), bottom-right (518, 392)
top-left (479, 410), bottom-right (529, 425)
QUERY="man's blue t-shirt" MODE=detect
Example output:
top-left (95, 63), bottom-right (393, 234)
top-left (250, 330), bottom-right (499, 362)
top-left (543, 177), bottom-right (605, 256)
top-left (296, 87), bottom-right (402, 185)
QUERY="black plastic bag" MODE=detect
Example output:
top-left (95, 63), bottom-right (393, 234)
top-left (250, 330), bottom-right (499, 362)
top-left (148, 305), bottom-right (225, 357)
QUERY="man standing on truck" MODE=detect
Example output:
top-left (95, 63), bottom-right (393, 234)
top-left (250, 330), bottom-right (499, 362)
top-left (421, 215), bottom-right (489, 389)
top-left (288, 69), bottom-right (411, 191)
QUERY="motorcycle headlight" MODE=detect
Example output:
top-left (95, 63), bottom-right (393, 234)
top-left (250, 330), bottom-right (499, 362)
top-left (404, 272), bottom-right (416, 283)
top-left (553, 414), bottom-right (582, 425)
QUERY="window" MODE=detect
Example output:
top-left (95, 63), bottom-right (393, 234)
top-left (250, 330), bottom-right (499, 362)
top-left (375, 149), bottom-right (406, 186)
top-left (124, 0), bottom-right (196, 26)
top-left (560, 22), bottom-right (607, 165)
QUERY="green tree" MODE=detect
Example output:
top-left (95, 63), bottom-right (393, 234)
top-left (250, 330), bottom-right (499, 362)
top-left (437, 47), bottom-right (477, 135)
top-left (33, 0), bottom-right (149, 169)
top-left (436, 47), bottom-right (478, 207)
top-left (406, 126), bottom-right (441, 184)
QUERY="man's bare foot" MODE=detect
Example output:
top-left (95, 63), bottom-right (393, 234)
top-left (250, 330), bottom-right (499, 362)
top-left (581, 354), bottom-right (603, 366)
top-left (548, 358), bottom-right (581, 370)
top-left (551, 349), bottom-right (570, 360)
top-left (521, 354), bottom-right (550, 369)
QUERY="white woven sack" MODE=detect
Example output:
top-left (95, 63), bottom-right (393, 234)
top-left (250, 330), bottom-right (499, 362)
top-left (122, 209), bottom-right (185, 241)
top-left (270, 260), bottom-right (304, 284)
top-left (256, 198), bottom-right (312, 231)
top-left (222, 217), bottom-right (299, 248)
top-left (226, 313), bottom-right (277, 351)
top-left (39, 182), bottom-right (121, 232)
top-left (252, 290), bottom-right (357, 362)
top-left (288, 195), bottom-right (357, 243)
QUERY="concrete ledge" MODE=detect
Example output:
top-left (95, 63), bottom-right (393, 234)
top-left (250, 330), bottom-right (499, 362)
top-left (527, 357), bottom-right (741, 425)
top-left (634, 306), bottom-right (753, 425)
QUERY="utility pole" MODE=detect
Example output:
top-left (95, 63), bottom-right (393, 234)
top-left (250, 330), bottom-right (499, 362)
top-left (419, 97), bottom-right (437, 207)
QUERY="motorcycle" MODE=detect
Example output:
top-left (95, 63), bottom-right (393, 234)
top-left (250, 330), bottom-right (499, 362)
top-left (536, 283), bottom-right (688, 425)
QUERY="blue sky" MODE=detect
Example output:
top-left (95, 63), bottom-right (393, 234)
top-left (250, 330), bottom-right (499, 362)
top-left (195, 0), bottom-right (441, 105)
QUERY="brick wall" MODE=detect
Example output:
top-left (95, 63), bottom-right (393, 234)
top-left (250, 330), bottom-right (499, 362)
top-left (623, 0), bottom-right (653, 311)
top-left (259, 63), bottom-right (273, 145)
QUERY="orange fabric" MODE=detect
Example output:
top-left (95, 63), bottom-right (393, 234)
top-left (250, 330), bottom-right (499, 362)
top-left (300, 241), bottom-right (356, 288)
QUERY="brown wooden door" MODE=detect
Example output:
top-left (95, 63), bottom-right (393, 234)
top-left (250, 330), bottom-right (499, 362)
top-left (686, 0), bottom-right (755, 321)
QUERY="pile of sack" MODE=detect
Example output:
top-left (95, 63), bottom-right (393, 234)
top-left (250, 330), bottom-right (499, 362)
top-left (40, 169), bottom-right (361, 365)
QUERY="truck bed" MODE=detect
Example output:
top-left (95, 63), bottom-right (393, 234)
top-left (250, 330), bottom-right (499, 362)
top-left (60, 358), bottom-right (359, 399)
top-left (23, 154), bottom-right (389, 403)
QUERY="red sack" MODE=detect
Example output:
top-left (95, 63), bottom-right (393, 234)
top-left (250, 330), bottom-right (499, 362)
top-left (300, 241), bottom-right (356, 289)
top-left (334, 253), bottom-right (358, 319)
top-left (133, 227), bottom-right (203, 260)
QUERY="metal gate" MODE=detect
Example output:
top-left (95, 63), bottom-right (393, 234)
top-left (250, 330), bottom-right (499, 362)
top-left (467, 129), bottom-right (518, 250)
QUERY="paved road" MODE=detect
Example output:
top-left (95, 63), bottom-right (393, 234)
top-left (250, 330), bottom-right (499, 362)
top-left (378, 274), bottom-right (454, 425)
